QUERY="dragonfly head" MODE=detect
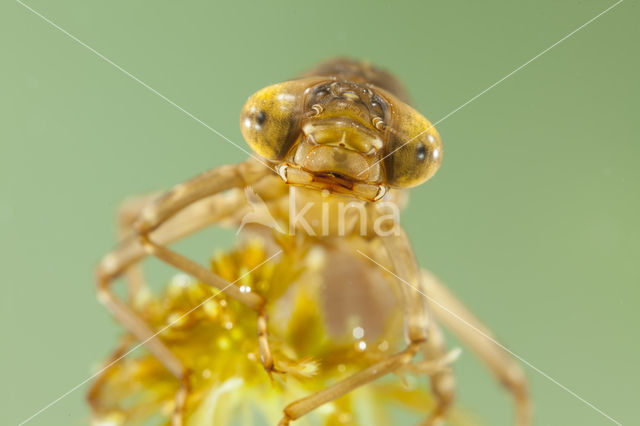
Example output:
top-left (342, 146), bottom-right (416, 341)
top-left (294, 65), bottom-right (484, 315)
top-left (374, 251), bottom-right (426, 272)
top-left (241, 77), bottom-right (442, 201)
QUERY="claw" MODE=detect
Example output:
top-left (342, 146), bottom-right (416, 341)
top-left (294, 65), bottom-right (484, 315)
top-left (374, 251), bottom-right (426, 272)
top-left (264, 364), bottom-right (286, 382)
top-left (400, 347), bottom-right (462, 375)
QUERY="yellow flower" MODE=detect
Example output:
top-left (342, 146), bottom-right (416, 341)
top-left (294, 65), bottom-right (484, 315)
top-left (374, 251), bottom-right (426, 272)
top-left (89, 236), bottom-right (472, 426)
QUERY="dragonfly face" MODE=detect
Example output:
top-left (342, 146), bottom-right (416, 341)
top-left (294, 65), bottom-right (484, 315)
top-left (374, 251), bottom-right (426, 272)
top-left (241, 76), bottom-right (443, 200)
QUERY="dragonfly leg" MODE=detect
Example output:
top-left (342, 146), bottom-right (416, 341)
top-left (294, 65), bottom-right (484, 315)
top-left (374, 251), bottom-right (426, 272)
top-left (420, 317), bottom-right (456, 426)
top-left (94, 160), bottom-right (275, 424)
top-left (380, 229), bottom-right (457, 423)
top-left (278, 340), bottom-right (424, 425)
top-left (422, 269), bottom-right (531, 426)
top-left (277, 227), bottom-right (440, 424)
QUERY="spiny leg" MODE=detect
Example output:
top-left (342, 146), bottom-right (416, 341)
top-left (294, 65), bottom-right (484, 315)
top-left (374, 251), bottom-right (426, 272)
top-left (279, 342), bottom-right (424, 426)
top-left (88, 194), bottom-right (160, 412)
top-left (277, 229), bottom-right (433, 425)
top-left (421, 269), bottom-right (531, 426)
top-left (137, 235), bottom-right (282, 378)
top-left (95, 201), bottom-right (243, 423)
top-left (109, 194), bottom-right (283, 377)
top-left (96, 268), bottom-right (190, 426)
top-left (129, 160), bottom-right (285, 376)
top-left (87, 334), bottom-right (135, 412)
top-left (114, 193), bottom-right (160, 301)
top-left (92, 182), bottom-right (249, 416)
top-left (258, 308), bottom-right (283, 376)
top-left (420, 317), bottom-right (456, 426)
top-left (98, 181), bottom-right (251, 285)
top-left (95, 160), bottom-right (278, 424)
top-left (90, 196), bottom-right (162, 408)
top-left (381, 229), bottom-right (456, 423)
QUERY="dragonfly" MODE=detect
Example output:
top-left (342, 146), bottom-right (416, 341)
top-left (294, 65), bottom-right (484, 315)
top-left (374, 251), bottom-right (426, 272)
top-left (90, 58), bottom-right (531, 426)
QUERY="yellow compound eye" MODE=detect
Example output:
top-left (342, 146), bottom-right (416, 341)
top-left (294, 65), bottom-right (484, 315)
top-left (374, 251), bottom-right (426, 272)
top-left (383, 102), bottom-right (442, 188)
top-left (240, 79), bottom-right (317, 161)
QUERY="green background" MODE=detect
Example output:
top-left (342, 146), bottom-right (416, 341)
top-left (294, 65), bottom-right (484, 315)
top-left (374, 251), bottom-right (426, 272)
top-left (2, 0), bottom-right (638, 425)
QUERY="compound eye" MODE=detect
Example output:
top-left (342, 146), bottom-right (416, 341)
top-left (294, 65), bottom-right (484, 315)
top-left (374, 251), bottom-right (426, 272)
top-left (243, 109), bottom-right (268, 133)
top-left (240, 82), bottom-right (305, 161)
top-left (384, 104), bottom-right (443, 188)
top-left (416, 142), bottom-right (427, 161)
top-left (256, 111), bottom-right (267, 127)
